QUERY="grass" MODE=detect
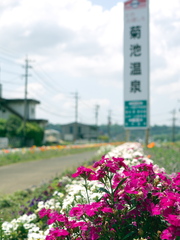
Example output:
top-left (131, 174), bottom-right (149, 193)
top-left (0, 146), bottom-right (100, 167)
top-left (1, 142), bottom-right (179, 224)
top-left (0, 148), bottom-right (108, 222)
top-left (144, 143), bottom-right (180, 174)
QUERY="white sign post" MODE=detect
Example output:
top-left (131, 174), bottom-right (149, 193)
top-left (124, 0), bottom-right (149, 130)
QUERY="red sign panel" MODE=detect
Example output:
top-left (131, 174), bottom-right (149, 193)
top-left (125, 0), bottom-right (146, 10)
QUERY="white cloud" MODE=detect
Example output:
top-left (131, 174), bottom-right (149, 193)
top-left (0, 0), bottom-right (180, 125)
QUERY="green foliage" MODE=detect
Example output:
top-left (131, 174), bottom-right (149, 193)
top-left (0, 150), bottom-right (101, 222)
top-left (0, 115), bottom-right (45, 146)
top-left (144, 145), bottom-right (180, 174)
top-left (17, 122), bottom-right (44, 146)
top-left (0, 119), bottom-right (7, 137)
top-left (5, 115), bottom-right (21, 137)
top-left (46, 123), bottom-right (180, 142)
top-left (0, 146), bottom-right (99, 167)
top-left (98, 135), bottom-right (109, 142)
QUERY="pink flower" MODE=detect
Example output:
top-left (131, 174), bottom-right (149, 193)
top-left (38, 208), bottom-right (51, 218)
top-left (72, 166), bottom-right (96, 180)
top-left (69, 206), bottom-right (84, 219)
top-left (151, 205), bottom-right (161, 216)
top-left (101, 207), bottom-right (113, 213)
top-left (112, 157), bottom-right (127, 169)
top-left (166, 214), bottom-right (180, 227)
top-left (47, 213), bottom-right (67, 225)
top-left (89, 227), bottom-right (100, 240)
top-left (46, 228), bottom-right (69, 239)
top-left (161, 226), bottom-right (180, 240)
top-left (160, 228), bottom-right (174, 240)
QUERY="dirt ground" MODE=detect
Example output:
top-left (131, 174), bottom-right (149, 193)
top-left (0, 150), bottom-right (97, 195)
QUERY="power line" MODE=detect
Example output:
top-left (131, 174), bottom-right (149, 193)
top-left (0, 56), bottom-right (21, 66)
top-left (1, 69), bottom-right (21, 75)
top-left (2, 88), bottom-right (23, 93)
top-left (33, 65), bottom-right (69, 94)
top-left (38, 106), bottom-right (74, 118)
top-left (0, 46), bottom-right (20, 59)
top-left (32, 68), bottom-right (70, 96)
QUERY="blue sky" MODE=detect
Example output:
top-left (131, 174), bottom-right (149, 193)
top-left (0, 0), bottom-right (180, 126)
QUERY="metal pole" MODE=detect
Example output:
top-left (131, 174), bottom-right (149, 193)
top-left (23, 56), bottom-right (32, 146)
top-left (95, 105), bottom-right (100, 140)
top-left (74, 91), bottom-right (78, 141)
top-left (125, 129), bottom-right (130, 142)
top-left (145, 128), bottom-right (149, 146)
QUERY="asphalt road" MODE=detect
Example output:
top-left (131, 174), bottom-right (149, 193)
top-left (0, 150), bottom-right (97, 195)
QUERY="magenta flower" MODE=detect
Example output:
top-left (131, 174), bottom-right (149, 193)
top-left (160, 228), bottom-right (173, 240)
top-left (69, 206), bottom-right (84, 219)
top-left (161, 226), bottom-right (180, 240)
top-left (112, 157), bottom-right (127, 169)
top-left (38, 208), bottom-right (51, 218)
top-left (166, 214), bottom-right (180, 227)
top-left (47, 212), bottom-right (67, 225)
top-left (39, 154), bottom-right (180, 240)
top-left (72, 166), bottom-right (96, 180)
top-left (46, 228), bottom-right (69, 239)
top-left (101, 207), bottom-right (113, 213)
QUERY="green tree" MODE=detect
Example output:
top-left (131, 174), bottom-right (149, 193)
top-left (6, 115), bottom-right (22, 137)
top-left (0, 118), bottom-right (7, 137)
top-left (17, 122), bottom-right (44, 146)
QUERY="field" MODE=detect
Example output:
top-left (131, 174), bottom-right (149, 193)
top-left (0, 141), bottom-right (180, 240)
top-left (144, 142), bottom-right (180, 174)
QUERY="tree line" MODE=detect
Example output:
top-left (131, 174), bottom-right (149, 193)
top-left (46, 123), bottom-right (180, 142)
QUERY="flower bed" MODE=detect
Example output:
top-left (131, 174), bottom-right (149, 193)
top-left (1, 142), bottom-right (180, 240)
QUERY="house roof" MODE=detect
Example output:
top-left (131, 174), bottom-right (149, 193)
top-left (61, 122), bottom-right (89, 127)
top-left (61, 122), bottom-right (97, 129)
top-left (0, 98), bottom-right (40, 104)
top-left (0, 97), bottom-right (48, 124)
top-left (45, 129), bottom-right (61, 134)
top-left (28, 119), bottom-right (48, 124)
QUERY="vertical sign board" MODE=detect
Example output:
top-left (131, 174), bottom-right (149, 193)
top-left (124, 0), bottom-right (149, 129)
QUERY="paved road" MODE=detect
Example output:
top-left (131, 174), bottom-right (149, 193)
top-left (0, 150), bottom-right (97, 195)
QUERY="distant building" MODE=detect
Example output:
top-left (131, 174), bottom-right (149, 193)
top-left (43, 129), bottom-right (61, 144)
top-left (0, 97), bottom-right (48, 127)
top-left (61, 122), bottom-right (98, 141)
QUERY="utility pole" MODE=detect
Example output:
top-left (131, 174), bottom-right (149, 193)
top-left (171, 109), bottom-right (176, 142)
top-left (107, 110), bottom-right (111, 142)
top-left (72, 91), bottom-right (79, 141)
top-left (95, 105), bottom-right (100, 126)
top-left (75, 91), bottom-right (78, 123)
top-left (95, 105), bottom-right (100, 141)
top-left (145, 128), bottom-right (149, 146)
top-left (125, 129), bottom-right (130, 142)
top-left (23, 56), bottom-right (32, 146)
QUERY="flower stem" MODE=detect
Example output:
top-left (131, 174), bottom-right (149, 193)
top-left (84, 178), bottom-right (90, 204)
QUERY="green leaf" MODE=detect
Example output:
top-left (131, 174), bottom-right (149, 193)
top-left (122, 231), bottom-right (135, 239)
top-left (99, 187), bottom-right (111, 195)
top-left (114, 177), bottom-right (128, 193)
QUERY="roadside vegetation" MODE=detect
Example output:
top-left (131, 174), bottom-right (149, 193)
top-left (0, 142), bottom-right (180, 239)
top-left (144, 141), bottom-right (180, 174)
top-left (0, 146), bottom-right (99, 167)
top-left (0, 146), bottom-right (111, 222)
top-left (0, 142), bottom-right (179, 234)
